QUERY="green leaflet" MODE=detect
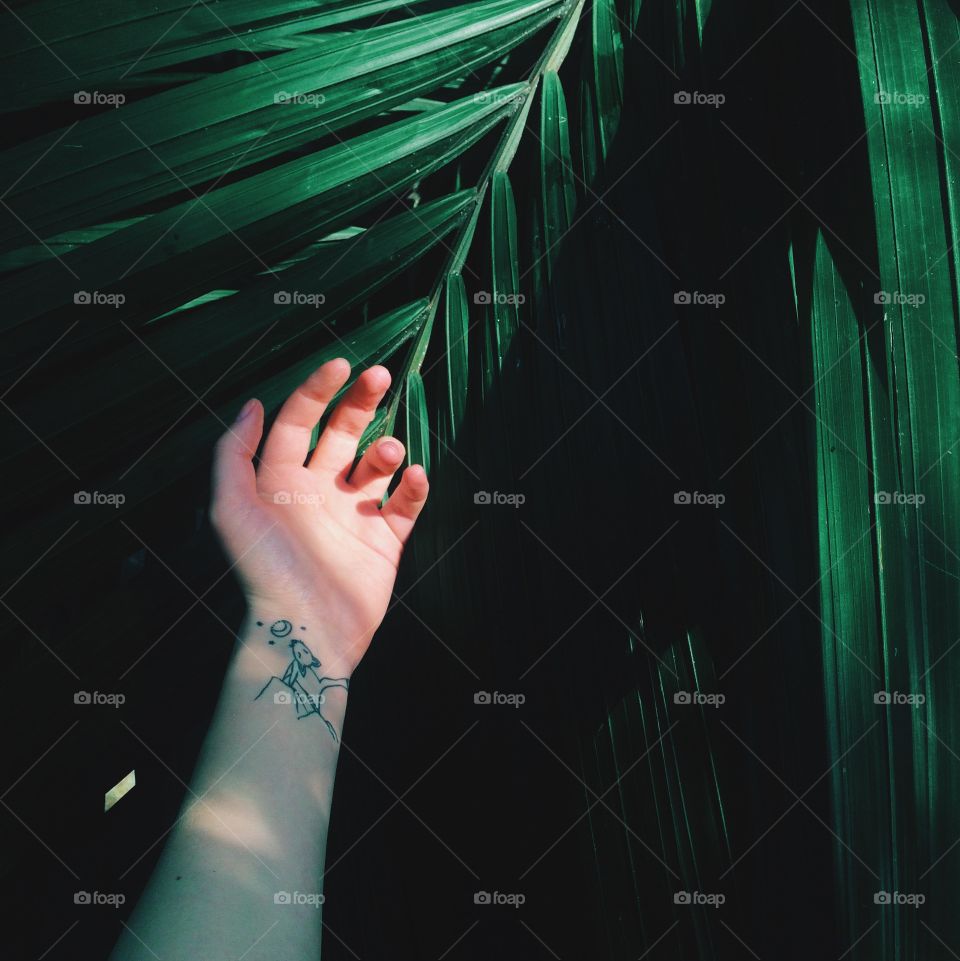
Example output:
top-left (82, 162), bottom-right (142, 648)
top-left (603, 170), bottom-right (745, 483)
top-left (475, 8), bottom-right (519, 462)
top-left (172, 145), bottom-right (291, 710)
top-left (809, 232), bottom-right (888, 938)
top-left (612, 0), bottom-right (643, 34)
top-left (924, 0), bottom-right (960, 310)
top-left (694, 0), bottom-right (712, 45)
top-left (539, 71), bottom-right (577, 283)
top-left (591, 0), bottom-right (624, 161)
top-left (529, 190), bottom-right (548, 330)
top-left (405, 369), bottom-right (431, 475)
top-left (444, 273), bottom-right (470, 439)
top-left (579, 71), bottom-right (600, 188)
top-left (0, 216), bottom-right (148, 271)
top-left (354, 407), bottom-right (391, 464)
top-left (491, 170), bottom-right (522, 367)
top-left (481, 298), bottom-right (498, 398)
top-left (0, 0), bottom-right (563, 250)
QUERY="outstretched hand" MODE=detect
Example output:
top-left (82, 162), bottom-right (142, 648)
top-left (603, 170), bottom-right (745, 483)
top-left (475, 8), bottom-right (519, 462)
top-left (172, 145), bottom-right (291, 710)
top-left (210, 359), bottom-right (429, 675)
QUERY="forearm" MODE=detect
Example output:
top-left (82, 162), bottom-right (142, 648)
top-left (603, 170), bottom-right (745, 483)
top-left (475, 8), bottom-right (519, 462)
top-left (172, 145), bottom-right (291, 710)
top-left (111, 359), bottom-right (429, 958)
top-left (111, 609), bottom-right (349, 961)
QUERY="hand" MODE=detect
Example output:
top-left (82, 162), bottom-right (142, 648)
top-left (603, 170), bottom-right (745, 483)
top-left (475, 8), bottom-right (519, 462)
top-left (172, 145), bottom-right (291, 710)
top-left (210, 359), bottom-right (429, 674)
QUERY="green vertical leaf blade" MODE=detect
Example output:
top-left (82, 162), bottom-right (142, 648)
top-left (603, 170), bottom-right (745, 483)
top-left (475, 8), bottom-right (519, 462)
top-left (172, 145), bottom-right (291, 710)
top-left (490, 170), bottom-right (521, 367)
top-left (591, 0), bottom-right (624, 159)
top-left (540, 70), bottom-right (577, 282)
top-left (444, 272), bottom-right (470, 438)
top-left (405, 369), bottom-right (431, 475)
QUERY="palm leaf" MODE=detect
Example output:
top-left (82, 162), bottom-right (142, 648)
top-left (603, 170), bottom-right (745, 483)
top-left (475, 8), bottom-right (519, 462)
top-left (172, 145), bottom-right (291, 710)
top-left (4, 86), bottom-right (523, 346)
top-left (0, 0), bottom-right (563, 250)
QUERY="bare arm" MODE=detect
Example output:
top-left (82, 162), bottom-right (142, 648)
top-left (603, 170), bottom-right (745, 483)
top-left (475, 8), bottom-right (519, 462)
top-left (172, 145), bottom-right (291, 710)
top-left (110, 360), bottom-right (428, 961)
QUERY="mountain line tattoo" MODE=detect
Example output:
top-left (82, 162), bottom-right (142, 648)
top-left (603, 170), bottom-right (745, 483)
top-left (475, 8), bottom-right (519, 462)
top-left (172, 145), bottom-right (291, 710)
top-left (254, 620), bottom-right (350, 741)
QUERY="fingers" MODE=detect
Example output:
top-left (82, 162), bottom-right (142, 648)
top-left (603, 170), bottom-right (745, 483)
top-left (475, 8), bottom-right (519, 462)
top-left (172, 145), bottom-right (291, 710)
top-left (260, 358), bottom-right (351, 472)
top-left (349, 436), bottom-right (406, 501)
top-left (381, 464), bottom-right (429, 544)
top-left (210, 399), bottom-right (264, 528)
top-left (308, 365), bottom-right (392, 474)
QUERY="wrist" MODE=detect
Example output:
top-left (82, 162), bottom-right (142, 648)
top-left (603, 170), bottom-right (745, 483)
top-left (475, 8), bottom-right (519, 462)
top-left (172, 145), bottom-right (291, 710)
top-left (226, 604), bottom-right (353, 745)
top-left (238, 602), bottom-right (356, 678)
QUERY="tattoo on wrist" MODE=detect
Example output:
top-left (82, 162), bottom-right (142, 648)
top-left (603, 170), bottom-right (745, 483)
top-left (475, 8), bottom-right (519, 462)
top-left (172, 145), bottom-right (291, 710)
top-left (252, 619), bottom-right (349, 742)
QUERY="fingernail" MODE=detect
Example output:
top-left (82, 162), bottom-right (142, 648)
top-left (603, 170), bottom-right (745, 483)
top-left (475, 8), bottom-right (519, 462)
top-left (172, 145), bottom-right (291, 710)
top-left (236, 399), bottom-right (256, 422)
top-left (380, 440), bottom-right (401, 459)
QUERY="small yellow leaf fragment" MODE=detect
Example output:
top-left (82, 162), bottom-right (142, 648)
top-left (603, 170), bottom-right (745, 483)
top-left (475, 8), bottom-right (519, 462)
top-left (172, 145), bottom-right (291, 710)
top-left (105, 770), bottom-right (136, 812)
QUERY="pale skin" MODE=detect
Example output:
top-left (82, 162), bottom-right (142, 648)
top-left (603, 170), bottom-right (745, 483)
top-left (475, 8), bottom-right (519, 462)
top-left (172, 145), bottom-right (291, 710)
top-left (110, 359), bottom-right (428, 961)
